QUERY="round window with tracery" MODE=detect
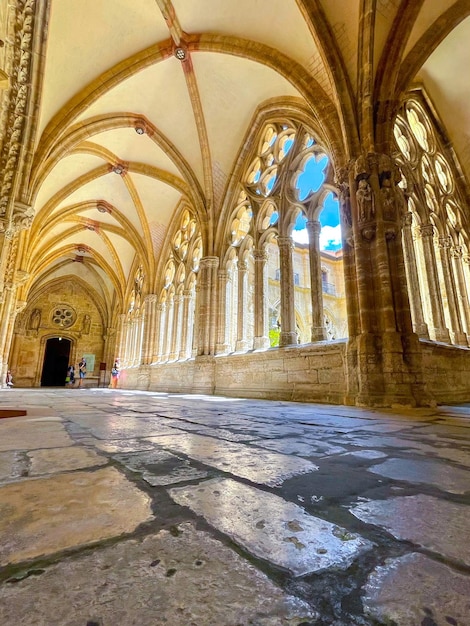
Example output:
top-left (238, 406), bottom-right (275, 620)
top-left (52, 306), bottom-right (75, 328)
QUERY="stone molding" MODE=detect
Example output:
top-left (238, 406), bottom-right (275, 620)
top-left (0, 0), bottom-right (37, 217)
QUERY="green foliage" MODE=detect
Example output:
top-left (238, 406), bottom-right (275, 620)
top-left (269, 328), bottom-right (280, 347)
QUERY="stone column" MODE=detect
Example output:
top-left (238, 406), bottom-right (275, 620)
top-left (306, 220), bottom-right (327, 341)
top-left (336, 171), bottom-right (360, 401)
top-left (161, 298), bottom-right (174, 362)
top-left (252, 249), bottom-right (270, 350)
top-left (0, 286), bottom-right (15, 385)
top-left (169, 294), bottom-right (184, 360)
top-left (129, 319), bottom-right (138, 366)
top-left (436, 237), bottom-right (466, 345)
top-left (463, 255), bottom-right (470, 290)
top-left (235, 260), bottom-right (249, 352)
top-left (116, 314), bottom-right (126, 364)
top-left (154, 302), bottom-right (165, 363)
top-left (179, 289), bottom-right (193, 360)
top-left (142, 294), bottom-right (158, 365)
top-left (401, 212), bottom-right (429, 338)
top-left (121, 320), bottom-right (131, 367)
top-left (451, 245), bottom-right (470, 341)
top-left (103, 326), bottom-right (117, 383)
top-left (216, 270), bottom-right (231, 354)
top-left (135, 315), bottom-right (145, 366)
top-left (277, 236), bottom-right (297, 346)
top-left (195, 257), bottom-right (219, 356)
top-left (417, 224), bottom-right (450, 343)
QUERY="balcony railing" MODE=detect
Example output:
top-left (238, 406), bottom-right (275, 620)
top-left (322, 282), bottom-right (336, 295)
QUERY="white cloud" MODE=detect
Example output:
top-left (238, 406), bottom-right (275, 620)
top-left (320, 225), bottom-right (342, 250)
top-left (292, 225), bottom-right (342, 250)
top-left (292, 228), bottom-right (309, 244)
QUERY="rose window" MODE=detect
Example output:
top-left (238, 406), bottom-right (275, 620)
top-left (52, 306), bottom-right (75, 328)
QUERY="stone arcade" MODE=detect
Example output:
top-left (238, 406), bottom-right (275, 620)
top-left (0, 2), bottom-right (470, 625)
top-left (1, 1), bottom-right (470, 405)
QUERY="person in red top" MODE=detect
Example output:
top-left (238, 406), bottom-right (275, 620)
top-left (110, 360), bottom-right (120, 389)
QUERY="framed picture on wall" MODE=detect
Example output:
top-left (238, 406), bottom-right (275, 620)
top-left (83, 353), bottom-right (95, 375)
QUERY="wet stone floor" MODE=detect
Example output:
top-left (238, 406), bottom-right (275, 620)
top-left (0, 389), bottom-right (469, 626)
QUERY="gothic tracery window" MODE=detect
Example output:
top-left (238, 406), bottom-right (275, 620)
top-left (218, 119), bottom-right (347, 354)
top-left (157, 208), bottom-right (201, 362)
top-left (394, 97), bottom-right (470, 345)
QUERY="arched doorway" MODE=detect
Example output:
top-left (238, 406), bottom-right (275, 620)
top-left (41, 338), bottom-right (71, 386)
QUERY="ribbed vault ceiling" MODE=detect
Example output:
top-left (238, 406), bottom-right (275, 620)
top-left (15, 0), bottom-right (470, 317)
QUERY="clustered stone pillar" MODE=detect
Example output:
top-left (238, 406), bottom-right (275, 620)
top-left (195, 256), bottom-right (219, 356)
top-left (253, 248), bottom-right (270, 350)
top-left (277, 236), bottom-right (297, 346)
top-left (306, 220), bottom-right (327, 342)
top-left (345, 153), bottom-right (429, 406)
top-left (142, 294), bottom-right (158, 365)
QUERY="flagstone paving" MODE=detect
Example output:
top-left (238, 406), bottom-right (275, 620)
top-left (0, 388), bottom-right (469, 625)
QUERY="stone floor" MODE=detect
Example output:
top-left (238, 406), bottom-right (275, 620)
top-left (0, 389), bottom-right (469, 626)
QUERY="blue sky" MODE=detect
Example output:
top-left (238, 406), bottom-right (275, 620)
top-left (292, 155), bottom-right (342, 250)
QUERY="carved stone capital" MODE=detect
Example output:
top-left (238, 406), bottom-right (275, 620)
top-left (402, 212), bottom-right (413, 228)
top-left (438, 236), bottom-right (452, 249)
top-left (451, 245), bottom-right (463, 259)
top-left (13, 202), bottom-right (34, 231)
top-left (306, 220), bottom-right (321, 237)
top-left (277, 236), bottom-right (294, 251)
top-left (217, 270), bottom-right (230, 281)
top-left (144, 293), bottom-right (158, 305)
top-left (199, 256), bottom-right (219, 270)
top-left (252, 249), bottom-right (268, 262)
top-left (419, 223), bottom-right (434, 238)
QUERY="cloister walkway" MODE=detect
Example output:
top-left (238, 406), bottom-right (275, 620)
top-left (0, 388), bottom-right (469, 625)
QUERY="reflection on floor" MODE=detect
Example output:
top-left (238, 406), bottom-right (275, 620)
top-left (0, 389), bottom-right (469, 625)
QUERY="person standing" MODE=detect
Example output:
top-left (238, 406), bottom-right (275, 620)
top-left (110, 360), bottom-right (120, 389)
top-left (66, 364), bottom-right (75, 387)
top-left (5, 370), bottom-right (13, 388)
top-left (78, 357), bottom-right (86, 388)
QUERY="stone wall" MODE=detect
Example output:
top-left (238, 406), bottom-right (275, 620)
top-left (123, 341), bottom-right (348, 404)
top-left (9, 279), bottom-right (105, 388)
top-left (420, 341), bottom-right (470, 404)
